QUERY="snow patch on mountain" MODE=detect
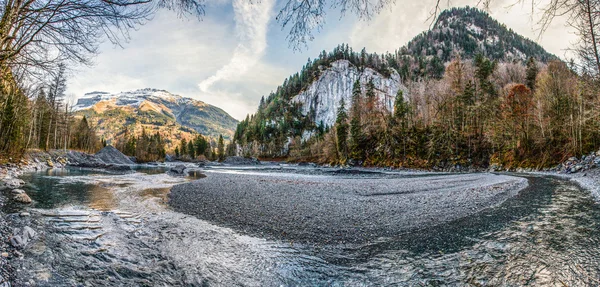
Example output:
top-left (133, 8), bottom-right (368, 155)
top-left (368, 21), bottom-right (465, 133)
top-left (292, 60), bottom-right (408, 128)
top-left (73, 88), bottom-right (191, 111)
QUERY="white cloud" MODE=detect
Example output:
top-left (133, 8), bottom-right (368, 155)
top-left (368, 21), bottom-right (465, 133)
top-left (67, 10), bottom-right (236, 100)
top-left (198, 0), bottom-right (275, 93)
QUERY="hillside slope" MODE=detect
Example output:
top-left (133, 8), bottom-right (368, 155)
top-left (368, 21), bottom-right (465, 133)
top-left (74, 89), bottom-right (238, 151)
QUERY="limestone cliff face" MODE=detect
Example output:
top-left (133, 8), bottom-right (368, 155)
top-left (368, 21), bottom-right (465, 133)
top-left (292, 60), bottom-right (408, 129)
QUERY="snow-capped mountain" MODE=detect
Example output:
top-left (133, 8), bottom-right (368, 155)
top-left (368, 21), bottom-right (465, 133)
top-left (74, 88), bottom-right (238, 150)
top-left (73, 89), bottom-right (192, 111)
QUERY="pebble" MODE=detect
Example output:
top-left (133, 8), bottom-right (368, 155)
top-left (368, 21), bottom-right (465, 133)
top-left (19, 212), bottom-right (30, 217)
top-left (1, 253), bottom-right (7, 258)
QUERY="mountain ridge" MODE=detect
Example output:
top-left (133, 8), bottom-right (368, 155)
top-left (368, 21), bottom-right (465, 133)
top-left (74, 88), bottom-right (238, 151)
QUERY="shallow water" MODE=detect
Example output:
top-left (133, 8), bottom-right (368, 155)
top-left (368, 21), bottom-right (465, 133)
top-left (4, 168), bottom-right (600, 286)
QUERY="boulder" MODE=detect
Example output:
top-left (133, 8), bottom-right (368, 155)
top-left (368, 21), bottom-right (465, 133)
top-left (10, 235), bottom-right (25, 248)
top-left (197, 160), bottom-right (209, 167)
top-left (23, 226), bottom-right (37, 240)
top-left (46, 159), bottom-right (54, 167)
top-left (10, 226), bottom-right (37, 249)
top-left (11, 189), bottom-right (25, 194)
top-left (169, 165), bottom-right (187, 176)
top-left (14, 193), bottom-right (32, 204)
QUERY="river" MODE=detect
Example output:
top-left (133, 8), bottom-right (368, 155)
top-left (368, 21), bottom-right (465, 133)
top-left (2, 166), bottom-right (600, 286)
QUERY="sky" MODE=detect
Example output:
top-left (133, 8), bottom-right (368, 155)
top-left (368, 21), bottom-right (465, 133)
top-left (66, 0), bottom-right (577, 120)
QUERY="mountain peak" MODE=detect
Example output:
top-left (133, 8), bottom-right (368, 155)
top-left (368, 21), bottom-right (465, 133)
top-left (404, 6), bottom-right (556, 64)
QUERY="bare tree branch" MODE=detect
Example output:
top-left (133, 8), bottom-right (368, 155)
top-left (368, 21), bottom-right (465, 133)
top-left (0, 0), bottom-right (205, 79)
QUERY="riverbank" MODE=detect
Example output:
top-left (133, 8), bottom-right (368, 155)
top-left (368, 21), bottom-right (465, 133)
top-left (0, 148), bottom-right (140, 286)
top-left (0, 152), bottom-right (55, 286)
top-left (169, 171), bottom-right (528, 244)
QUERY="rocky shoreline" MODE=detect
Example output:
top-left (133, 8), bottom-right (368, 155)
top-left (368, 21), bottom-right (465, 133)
top-left (0, 147), bottom-right (141, 286)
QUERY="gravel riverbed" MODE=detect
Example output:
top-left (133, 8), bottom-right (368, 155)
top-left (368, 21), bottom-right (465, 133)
top-left (169, 171), bottom-right (528, 244)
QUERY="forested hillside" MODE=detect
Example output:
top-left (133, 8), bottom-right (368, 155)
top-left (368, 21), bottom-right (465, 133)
top-left (232, 7), bottom-right (594, 170)
top-left (403, 7), bottom-right (556, 69)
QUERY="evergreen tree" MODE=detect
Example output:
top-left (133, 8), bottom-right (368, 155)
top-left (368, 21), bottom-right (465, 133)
top-left (526, 57), bottom-right (538, 91)
top-left (194, 135), bottom-right (209, 157)
top-left (180, 138), bottom-right (187, 157)
top-left (474, 53), bottom-right (497, 98)
top-left (365, 79), bottom-right (376, 112)
top-left (392, 90), bottom-right (411, 160)
top-left (217, 135), bottom-right (225, 161)
top-left (187, 140), bottom-right (195, 159)
top-left (335, 99), bottom-right (349, 162)
top-left (349, 80), bottom-right (365, 162)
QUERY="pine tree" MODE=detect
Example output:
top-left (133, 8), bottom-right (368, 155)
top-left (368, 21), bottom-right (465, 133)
top-left (194, 135), bottom-right (209, 158)
top-left (187, 140), bottom-right (195, 159)
top-left (526, 57), bottom-right (538, 92)
top-left (180, 138), bottom-right (187, 157)
top-left (365, 79), bottom-right (376, 112)
top-left (335, 99), bottom-right (349, 162)
top-left (349, 80), bottom-right (365, 162)
top-left (393, 90), bottom-right (411, 160)
top-left (217, 135), bottom-right (225, 161)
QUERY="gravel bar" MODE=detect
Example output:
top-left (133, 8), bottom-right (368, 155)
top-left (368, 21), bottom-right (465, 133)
top-left (169, 171), bottom-right (528, 244)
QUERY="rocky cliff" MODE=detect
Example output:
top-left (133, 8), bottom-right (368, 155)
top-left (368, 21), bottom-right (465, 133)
top-left (293, 60), bottom-right (407, 129)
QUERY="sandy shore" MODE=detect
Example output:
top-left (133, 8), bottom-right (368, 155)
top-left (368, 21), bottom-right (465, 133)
top-left (169, 171), bottom-right (528, 244)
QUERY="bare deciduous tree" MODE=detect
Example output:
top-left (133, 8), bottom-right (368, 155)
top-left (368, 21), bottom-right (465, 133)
top-left (0, 0), bottom-right (205, 77)
top-left (277, 0), bottom-right (396, 49)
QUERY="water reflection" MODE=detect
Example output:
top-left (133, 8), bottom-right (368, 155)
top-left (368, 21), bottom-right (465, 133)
top-left (131, 166), bottom-right (169, 175)
top-left (87, 185), bottom-right (117, 211)
top-left (139, 187), bottom-right (171, 205)
top-left (2, 169), bottom-right (115, 213)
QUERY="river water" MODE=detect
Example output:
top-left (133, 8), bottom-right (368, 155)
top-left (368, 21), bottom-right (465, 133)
top-left (3, 167), bottom-right (600, 286)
